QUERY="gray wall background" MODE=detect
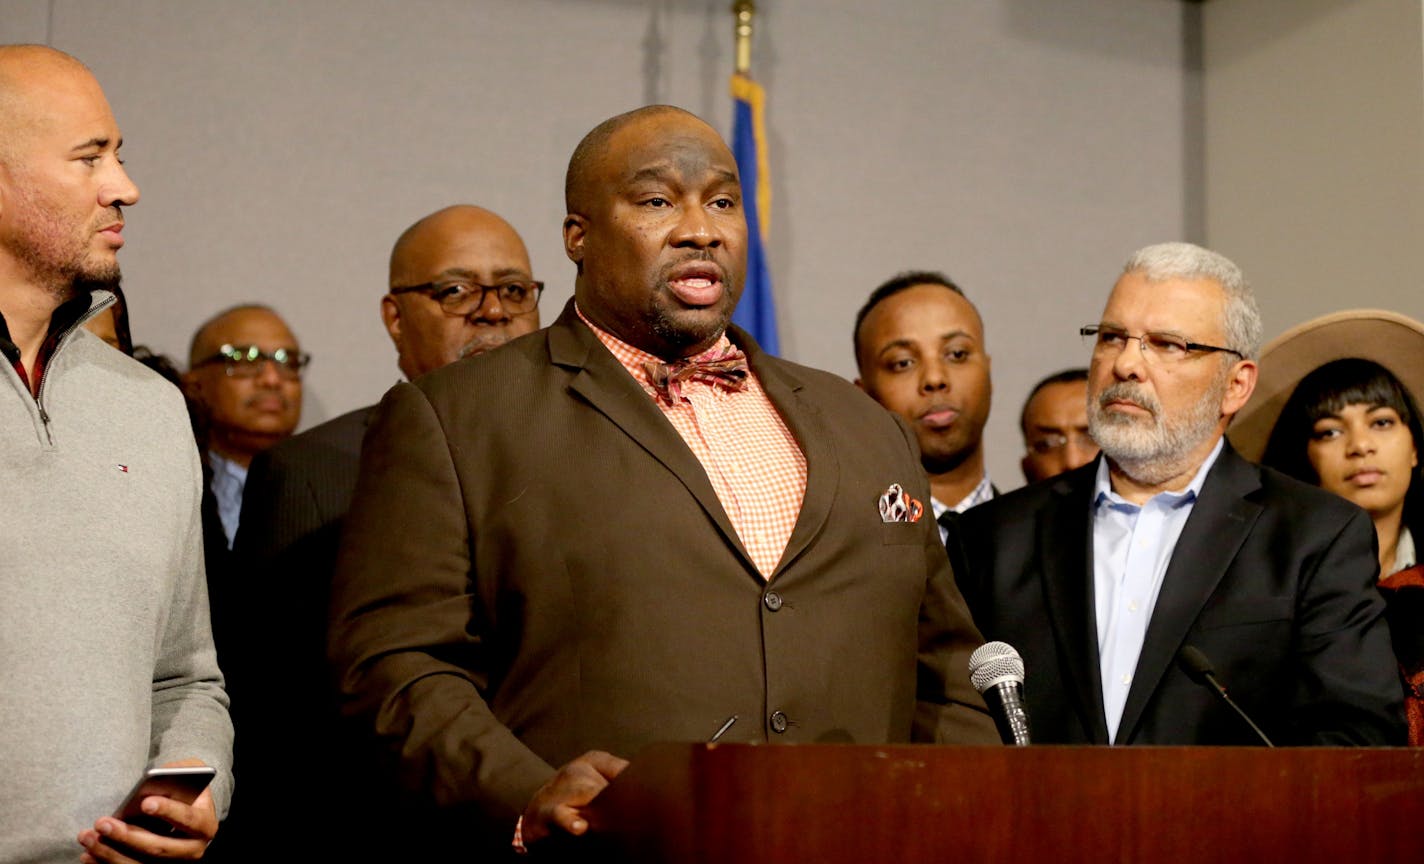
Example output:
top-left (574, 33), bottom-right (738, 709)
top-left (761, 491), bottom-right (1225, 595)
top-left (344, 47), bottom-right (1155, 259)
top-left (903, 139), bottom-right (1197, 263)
top-left (1202, 0), bottom-right (1424, 340)
top-left (3, 0), bottom-right (1201, 492)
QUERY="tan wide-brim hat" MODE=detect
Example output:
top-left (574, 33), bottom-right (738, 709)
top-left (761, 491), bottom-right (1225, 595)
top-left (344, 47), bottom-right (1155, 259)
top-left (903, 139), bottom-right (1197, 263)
top-left (1229, 308), bottom-right (1424, 462)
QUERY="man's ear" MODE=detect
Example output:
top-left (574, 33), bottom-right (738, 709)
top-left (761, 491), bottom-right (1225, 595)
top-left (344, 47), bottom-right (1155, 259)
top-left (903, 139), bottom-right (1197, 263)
top-left (380, 294), bottom-right (402, 348)
top-left (180, 370), bottom-right (202, 402)
top-left (563, 214), bottom-right (587, 265)
top-left (1221, 358), bottom-right (1258, 417)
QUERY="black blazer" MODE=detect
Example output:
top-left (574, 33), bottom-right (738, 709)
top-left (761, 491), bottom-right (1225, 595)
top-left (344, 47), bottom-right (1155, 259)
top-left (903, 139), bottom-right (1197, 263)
top-left (214, 406), bottom-right (408, 860)
top-left (955, 443), bottom-right (1405, 746)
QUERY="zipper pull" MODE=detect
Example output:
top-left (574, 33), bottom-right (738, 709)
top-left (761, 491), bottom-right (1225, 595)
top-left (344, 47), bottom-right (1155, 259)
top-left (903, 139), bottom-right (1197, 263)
top-left (38, 404), bottom-right (50, 426)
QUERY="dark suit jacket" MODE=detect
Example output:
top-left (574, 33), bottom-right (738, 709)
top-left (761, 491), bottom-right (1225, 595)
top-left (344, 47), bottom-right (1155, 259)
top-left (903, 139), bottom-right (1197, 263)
top-left (328, 302), bottom-right (998, 849)
top-left (956, 443), bottom-right (1405, 746)
top-left (214, 406), bottom-right (403, 860)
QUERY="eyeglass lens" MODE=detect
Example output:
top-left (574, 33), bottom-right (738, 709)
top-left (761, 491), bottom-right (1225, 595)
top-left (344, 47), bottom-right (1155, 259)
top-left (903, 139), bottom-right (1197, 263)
top-left (219, 345), bottom-right (307, 378)
top-left (433, 281), bottom-right (540, 315)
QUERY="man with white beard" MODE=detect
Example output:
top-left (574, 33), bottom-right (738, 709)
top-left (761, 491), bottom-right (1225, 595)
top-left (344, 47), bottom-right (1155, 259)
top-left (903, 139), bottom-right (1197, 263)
top-left (953, 242), bottom-right (1404, 746)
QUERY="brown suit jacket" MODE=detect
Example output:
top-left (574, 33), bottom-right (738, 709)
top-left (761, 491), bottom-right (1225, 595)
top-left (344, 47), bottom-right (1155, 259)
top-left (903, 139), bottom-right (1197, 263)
top-left (328, 302), bottom-right (996, 848)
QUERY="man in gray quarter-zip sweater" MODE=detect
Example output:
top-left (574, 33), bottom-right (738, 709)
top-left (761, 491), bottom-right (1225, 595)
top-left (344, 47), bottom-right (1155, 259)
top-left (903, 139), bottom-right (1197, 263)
top-left (0, 45), bottom-right (233, 863)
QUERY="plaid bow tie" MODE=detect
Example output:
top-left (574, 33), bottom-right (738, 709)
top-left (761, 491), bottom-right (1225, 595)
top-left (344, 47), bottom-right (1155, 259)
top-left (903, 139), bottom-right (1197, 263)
top-left (644, 347), bottom-right (750, 404)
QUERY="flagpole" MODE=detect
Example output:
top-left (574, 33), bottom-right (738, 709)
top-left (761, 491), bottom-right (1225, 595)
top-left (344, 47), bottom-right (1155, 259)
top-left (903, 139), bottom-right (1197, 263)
top-left (733, 1), bottom-right (755, 75)
top-left (729, 0), bottom-right (779, 354)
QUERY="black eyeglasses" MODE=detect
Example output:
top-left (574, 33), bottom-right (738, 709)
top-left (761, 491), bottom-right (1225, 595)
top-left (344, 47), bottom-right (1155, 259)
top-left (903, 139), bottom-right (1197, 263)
top-left (193, 344), bottom-right (311, 379)
top-left (389, 279), bottom-right (543, 317)
top-left (1080, 325), bottom-right (1243, 364)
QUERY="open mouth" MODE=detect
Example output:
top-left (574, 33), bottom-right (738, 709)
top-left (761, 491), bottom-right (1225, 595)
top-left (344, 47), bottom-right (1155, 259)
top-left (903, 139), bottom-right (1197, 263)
top-left (666, 261), bottom-right (725, 307)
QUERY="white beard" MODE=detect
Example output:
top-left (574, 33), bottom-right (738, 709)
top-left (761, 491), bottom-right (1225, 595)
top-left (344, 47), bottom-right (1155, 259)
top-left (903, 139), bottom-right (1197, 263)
top-left (1089, 374), bottom-right (1226, 486)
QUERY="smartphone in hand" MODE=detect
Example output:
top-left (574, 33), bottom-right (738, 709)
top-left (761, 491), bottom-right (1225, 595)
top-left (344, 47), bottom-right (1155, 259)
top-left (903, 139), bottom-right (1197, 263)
top-left (112, 766), bottom-right (216, 834)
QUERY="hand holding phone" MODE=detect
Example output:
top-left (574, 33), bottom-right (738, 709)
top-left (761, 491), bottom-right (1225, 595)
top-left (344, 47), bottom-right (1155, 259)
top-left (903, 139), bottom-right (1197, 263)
top-left (111, 766), bottom-right (216, 834)
top-left (80, 761), bottom-right (220, 862)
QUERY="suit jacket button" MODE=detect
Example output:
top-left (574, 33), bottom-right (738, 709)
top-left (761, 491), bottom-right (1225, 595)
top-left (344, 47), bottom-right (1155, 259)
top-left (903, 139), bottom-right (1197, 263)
top-left (764, 591), bottom-right (783, 612)
top-left (770, 710), bottom-right (789, 734)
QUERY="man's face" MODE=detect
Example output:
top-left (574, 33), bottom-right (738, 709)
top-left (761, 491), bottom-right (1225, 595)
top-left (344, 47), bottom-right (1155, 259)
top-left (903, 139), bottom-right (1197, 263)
top-left (856, 284), bottom-right (992, 475)
top-left (1086, 272), bottom-right (1253, 481)
top-left (1021, 379), bottom-right (1098, 483)
top-left (564, 112), bottom-right (747, 359)
top-left (383, 209), bottom-right (539, 379)
top-left (184, 308), bottom-right (303, 462)
top-left (0, 61), bottom-right (139, 293)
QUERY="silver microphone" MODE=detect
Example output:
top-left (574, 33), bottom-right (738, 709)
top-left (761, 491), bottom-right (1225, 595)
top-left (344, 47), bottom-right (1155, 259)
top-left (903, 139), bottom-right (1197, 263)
top-left (969, 641), bottom-right (1032, 746)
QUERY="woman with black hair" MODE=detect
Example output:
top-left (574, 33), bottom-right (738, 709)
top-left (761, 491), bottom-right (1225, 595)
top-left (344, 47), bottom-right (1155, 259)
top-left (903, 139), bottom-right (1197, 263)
top-left (1232, 310), bottom-right (1424, 744)
top-left (1262, 358), bottom-right (1422, 577)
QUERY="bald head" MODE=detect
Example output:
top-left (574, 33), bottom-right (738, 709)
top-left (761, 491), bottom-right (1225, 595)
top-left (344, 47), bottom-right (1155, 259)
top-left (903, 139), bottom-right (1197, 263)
top-left (564, 104), bottom-right (700, 216)
top-left (388, 205), bottom-right (528, 286)
top-left (382, 204), bottom-right (540, 379)
top-left (0, 44), bottom-right (137, 306)
top-left (0, 45), bottom-right (98, 164)
top-left (189, 304), bottom-right (294, 365)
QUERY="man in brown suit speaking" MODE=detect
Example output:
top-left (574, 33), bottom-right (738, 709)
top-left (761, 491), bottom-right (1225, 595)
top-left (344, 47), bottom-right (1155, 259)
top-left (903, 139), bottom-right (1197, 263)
top-left (328, 105), bottom-right (997, 855)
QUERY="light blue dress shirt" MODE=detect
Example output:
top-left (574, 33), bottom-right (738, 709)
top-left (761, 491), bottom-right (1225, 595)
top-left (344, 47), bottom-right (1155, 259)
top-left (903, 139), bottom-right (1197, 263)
top-left (1092, 437), bottom-right (1223, 743)
top-left (207, 451), bottom-right (248, 550)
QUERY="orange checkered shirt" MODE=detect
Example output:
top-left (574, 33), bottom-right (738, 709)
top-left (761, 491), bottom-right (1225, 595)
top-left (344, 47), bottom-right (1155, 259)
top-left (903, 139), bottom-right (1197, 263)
top-left (577, 306), bottom-right (807, 579)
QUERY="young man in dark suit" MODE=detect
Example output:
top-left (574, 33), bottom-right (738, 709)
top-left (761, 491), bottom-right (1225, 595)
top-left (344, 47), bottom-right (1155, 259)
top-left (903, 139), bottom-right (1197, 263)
top-left (328, 105), bottom-right (998, 856)
top-left (956, 242), bottom-right (1404, 747)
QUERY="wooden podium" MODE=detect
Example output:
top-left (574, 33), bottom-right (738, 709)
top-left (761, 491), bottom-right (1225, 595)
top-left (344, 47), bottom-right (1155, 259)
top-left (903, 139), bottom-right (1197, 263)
top-left (585, 743), bottom-right (1424, 863)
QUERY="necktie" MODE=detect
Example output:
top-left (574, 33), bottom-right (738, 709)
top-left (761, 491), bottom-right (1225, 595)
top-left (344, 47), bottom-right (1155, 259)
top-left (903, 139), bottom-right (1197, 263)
top-left (644, 346), bottom-right (749, 405)
top-left (938, 509), bottom-right (958, 533)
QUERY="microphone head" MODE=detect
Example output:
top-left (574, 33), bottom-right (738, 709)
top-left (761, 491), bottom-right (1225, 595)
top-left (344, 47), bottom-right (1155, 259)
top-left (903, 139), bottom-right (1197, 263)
top-left (1176, 645), bottom-right (1216, 684)
top-left (968, 641), bottom-right (1025, 693)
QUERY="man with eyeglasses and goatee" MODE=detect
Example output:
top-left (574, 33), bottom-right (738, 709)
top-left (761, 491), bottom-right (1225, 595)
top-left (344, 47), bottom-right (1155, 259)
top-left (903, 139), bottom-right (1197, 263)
top-left (206, 204), bottom-right (541, 861)
top-left (953, 242), bottom-right (1404, 747)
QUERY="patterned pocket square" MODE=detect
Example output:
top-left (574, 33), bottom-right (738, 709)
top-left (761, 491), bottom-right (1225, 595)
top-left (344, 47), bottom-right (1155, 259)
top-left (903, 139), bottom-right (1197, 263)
top-left (878, 482), bottom-right (925, 524)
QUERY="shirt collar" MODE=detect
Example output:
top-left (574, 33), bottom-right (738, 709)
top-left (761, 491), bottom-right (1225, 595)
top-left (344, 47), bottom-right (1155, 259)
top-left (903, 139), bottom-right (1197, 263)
top-left (1093, 436), bottom-right (1224, 510)
top-left (1395, 526), bottom-right (1417, 575)
top-left (932, 472), bottom-right (995, 518)
top-left (0, 290), bottom-right (109, 366)
top-left (207, 449), bottom-right (248, 485)
top-left (574, 302), bottom-right (734, 398)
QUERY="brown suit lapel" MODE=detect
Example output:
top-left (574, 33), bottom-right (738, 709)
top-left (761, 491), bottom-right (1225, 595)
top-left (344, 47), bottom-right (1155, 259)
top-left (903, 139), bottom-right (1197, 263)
top-left (735, 331), bottom-right (837, 579)
top-left (547, 305), bottom-right (758, 574)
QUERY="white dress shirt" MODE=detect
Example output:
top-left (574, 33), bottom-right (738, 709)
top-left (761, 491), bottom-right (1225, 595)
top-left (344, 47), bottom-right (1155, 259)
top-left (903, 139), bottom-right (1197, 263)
top-left (1092, 437), bottom-right (1223, 743)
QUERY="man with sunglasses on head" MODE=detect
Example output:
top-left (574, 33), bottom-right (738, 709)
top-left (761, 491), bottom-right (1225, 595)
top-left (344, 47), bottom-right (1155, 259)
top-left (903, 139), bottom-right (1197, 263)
top-left (211, 204), bottom-right (540, 860)
top-left (953, 242), bottom-right (1404, 747)
top-left (182, 304), bottom-right (307, 551)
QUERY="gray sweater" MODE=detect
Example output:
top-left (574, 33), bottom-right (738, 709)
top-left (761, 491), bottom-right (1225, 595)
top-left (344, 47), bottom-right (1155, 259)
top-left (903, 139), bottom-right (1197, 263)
top-left (1, 294), bottom-right (234, 862)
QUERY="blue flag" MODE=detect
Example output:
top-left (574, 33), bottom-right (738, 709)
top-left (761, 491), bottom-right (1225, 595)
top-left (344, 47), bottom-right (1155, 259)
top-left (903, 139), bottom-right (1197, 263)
top-left (730, 73), bottom-right (779, 355)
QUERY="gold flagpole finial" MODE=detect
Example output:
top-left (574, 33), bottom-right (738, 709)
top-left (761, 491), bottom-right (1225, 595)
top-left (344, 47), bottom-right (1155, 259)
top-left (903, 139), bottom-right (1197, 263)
top-left (733, 1), bottom-right (756, 76)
